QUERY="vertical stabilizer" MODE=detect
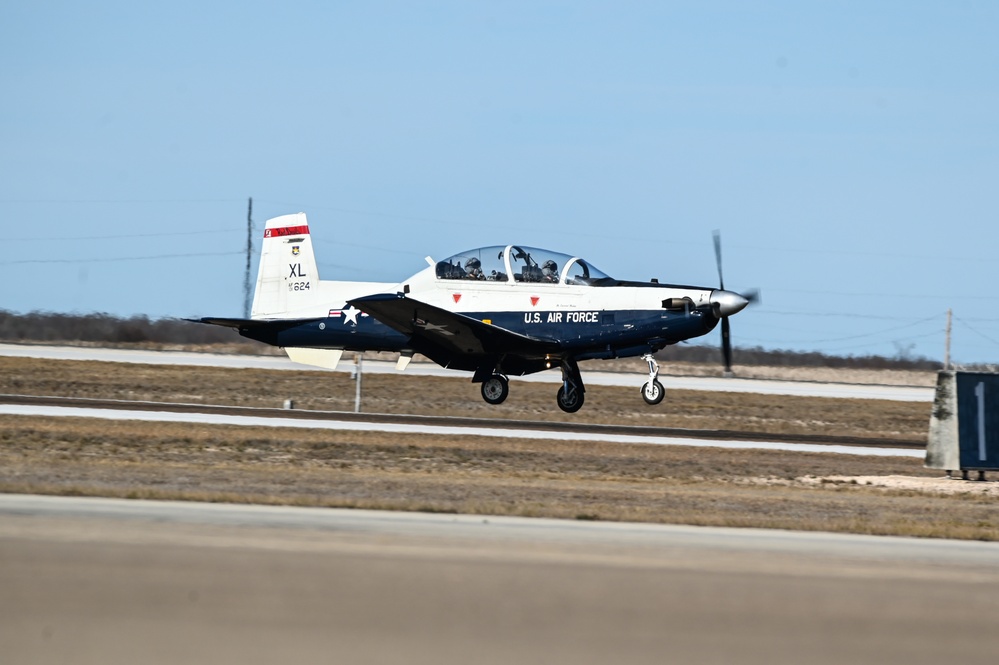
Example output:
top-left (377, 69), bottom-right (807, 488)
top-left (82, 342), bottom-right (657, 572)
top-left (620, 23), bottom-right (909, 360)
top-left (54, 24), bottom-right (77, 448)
top-left (251, 213), bottom-right (321, 317)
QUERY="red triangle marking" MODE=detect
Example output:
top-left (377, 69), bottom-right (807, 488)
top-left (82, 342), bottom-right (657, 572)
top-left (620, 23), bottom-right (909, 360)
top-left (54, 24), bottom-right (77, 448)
top-left (530, 296), bottom-right (540, 307)
top-left (453, 293), bottom-right (462, 303)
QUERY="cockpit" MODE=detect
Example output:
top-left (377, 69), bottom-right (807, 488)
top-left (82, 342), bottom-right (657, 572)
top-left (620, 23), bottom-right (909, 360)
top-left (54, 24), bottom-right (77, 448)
top-left (435, 245), bottom-right (613, 286)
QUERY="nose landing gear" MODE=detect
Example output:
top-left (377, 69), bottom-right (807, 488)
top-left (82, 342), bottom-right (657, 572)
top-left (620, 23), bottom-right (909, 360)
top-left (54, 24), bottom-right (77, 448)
top-left (640, 353), bottom-right (665, 405)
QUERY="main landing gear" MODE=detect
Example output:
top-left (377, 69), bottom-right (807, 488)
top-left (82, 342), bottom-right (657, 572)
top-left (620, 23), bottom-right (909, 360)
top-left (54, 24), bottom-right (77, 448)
top-left (641, 353), bottom-right (665, 405)
top-left (556, 359), bottom-right (585, 413)
top-left (480, 374), bottom-right (509, 405)
top-left (476, 360), bottom-right (586, 413)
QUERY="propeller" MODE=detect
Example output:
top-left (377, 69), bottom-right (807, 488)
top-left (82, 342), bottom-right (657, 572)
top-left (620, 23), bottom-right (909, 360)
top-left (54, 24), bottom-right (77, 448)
top-left (713, 230), bottom-right (725, 291)
top-left (711, 230), bottom-right (760, 377)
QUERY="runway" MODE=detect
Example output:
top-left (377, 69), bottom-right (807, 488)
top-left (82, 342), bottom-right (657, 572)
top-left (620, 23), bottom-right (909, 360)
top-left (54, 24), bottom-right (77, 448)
top-left (0, 342), bottom-right (934, 401)
top-left (2, 494), bottom-right (997, 665)
top-left (0, 344), bottom-right (963, 663)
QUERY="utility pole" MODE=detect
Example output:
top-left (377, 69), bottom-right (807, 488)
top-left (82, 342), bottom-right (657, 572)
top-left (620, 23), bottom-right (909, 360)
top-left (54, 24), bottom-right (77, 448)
top-left (944, 308), bottom-right (952, 370)
top-left (353, 354), bottom-right (363, 413)
top-left (243, 197), bottom-right (253, 318)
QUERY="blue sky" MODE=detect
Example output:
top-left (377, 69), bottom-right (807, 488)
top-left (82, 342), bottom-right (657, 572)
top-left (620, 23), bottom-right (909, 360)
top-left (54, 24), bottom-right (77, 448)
top-left (2, 1), bottom-right (998, 363)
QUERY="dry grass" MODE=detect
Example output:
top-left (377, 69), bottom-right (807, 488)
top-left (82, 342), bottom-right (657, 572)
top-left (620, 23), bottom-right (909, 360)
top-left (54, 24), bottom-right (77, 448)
top-left (0, 356), bottom-right (931, 441)
top-left (3, 415), bottom-right (996, 540)
top-left (2, 355), bottom-right (991, 541)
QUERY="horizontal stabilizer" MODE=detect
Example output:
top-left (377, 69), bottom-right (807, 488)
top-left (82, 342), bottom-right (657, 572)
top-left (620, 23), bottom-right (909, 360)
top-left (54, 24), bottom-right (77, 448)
top-left (189, 317), bottom-right (324, 331)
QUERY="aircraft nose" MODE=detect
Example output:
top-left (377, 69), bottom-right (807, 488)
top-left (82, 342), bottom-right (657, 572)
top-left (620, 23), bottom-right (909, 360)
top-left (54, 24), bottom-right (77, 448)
top-left (710, 289), bottom-right (749, 317)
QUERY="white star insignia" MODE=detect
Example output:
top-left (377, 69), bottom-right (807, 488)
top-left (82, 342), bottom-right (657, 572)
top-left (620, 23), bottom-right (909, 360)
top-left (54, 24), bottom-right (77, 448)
top-left (342, 306), bottom-right (362, 325)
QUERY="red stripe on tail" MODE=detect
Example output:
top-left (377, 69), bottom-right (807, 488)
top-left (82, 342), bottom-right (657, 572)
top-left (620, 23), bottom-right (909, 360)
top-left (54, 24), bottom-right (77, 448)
top-left (264, 225), bottom-right (310, 238)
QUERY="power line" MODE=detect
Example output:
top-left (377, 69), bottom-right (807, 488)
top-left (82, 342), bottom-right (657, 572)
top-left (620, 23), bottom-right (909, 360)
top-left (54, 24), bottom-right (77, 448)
top-left (254, 199), bottom-right (702, 247)
top-left (313, 238), bottom-right (423, 257)
top-left (0, 251), bottom-right (243, 265)
top-left (770, 287), bottom-right (999, 301)
top-left (748, 314), bottom-right (942, 345)
top-left (954, 315), bottom-right (999, 346)
top-left (0, 198), bottom-right (241, 204)
top-left (4, 228), bottom-right (242, 242)
top-left (253, 199), bottom-right (999, 263)
top-left (732, 242), bottom-right (998, 265)
top-left (5, 197), bottom-right (998, 274)
top-left (818, 330), bottom-right (944, 353)
top-left (764, 309), bottom-right (932, 321)
top-left (740, 329), bottom-right (944, 354)
top-left (3, 196), bottom-right (997, 265)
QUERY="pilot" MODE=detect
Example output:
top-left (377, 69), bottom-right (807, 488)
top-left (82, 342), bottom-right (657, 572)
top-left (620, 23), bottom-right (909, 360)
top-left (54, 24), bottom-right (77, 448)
top-left (541, 259), bottom-right (558, 282)
top-left (464, 257), bottom-right (485, 279)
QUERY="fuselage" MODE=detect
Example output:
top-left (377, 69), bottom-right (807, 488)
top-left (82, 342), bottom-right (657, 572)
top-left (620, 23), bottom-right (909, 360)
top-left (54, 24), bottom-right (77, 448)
top-left (240, 257), bottom-right (722, 368)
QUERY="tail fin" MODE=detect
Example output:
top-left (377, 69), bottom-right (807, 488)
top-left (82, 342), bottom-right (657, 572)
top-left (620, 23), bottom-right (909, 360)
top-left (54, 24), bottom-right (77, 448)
top-left (251, 213), bottom-right (322, 318)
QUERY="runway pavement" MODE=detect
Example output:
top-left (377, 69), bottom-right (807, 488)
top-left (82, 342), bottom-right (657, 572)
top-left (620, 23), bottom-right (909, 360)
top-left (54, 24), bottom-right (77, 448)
top-left (2, 494), bottom-right (997, 665)
top-left (1, 346), bottom-right (967, 664)
top-left (0, 342), bottom-right (934, 401)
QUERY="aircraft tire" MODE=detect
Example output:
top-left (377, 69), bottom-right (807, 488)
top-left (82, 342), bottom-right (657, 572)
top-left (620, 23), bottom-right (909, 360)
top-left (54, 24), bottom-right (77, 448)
top-left (641, 379), bottom-right (665, 405)
top-left (556, 385), bottom-right (584, 413)
top-left (481, 375), bottom-right (509, 405)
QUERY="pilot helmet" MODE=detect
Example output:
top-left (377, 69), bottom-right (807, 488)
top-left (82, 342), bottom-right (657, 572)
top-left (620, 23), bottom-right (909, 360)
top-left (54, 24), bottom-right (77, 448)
top-left (465, 257), bottom-right (481, 270)
top-left (542, 259), bottom-right (557, 272)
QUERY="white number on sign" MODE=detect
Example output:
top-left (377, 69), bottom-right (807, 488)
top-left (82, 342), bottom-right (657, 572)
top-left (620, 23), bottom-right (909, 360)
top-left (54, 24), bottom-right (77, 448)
top-left (975, 381), bottom-right (987, 461)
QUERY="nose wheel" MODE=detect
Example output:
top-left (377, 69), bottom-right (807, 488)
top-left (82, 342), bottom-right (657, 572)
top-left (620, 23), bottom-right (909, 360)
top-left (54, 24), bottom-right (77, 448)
top-left (641, 353), bottom-right (665, 405)
top-left (481, 374), bottom-right (510, 405)
top-left (642, 379), bottom-right (665, 405)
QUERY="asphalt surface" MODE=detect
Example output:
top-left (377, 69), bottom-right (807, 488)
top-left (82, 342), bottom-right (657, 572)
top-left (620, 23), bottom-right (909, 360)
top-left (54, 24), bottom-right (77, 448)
top-left (0, 342), bottom-right (934, 401)
top-left (2, 495), bottom-right (998, 665)
top-left (1, 345), bottom-right (966, 664)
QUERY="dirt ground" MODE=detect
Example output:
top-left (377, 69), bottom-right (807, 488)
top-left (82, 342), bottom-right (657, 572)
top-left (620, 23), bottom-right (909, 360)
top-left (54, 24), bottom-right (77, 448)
top-left (798, 475), bottom-right (999, 496)
top-left (0, 356), bottom-right (931, 441)
top-left (2, 355), bottom-right (996, 540)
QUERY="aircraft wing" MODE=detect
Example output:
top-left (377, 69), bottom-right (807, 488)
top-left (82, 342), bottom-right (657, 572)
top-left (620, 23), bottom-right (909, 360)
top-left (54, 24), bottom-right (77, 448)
top-left (347, 293), bottom-right (562, 358)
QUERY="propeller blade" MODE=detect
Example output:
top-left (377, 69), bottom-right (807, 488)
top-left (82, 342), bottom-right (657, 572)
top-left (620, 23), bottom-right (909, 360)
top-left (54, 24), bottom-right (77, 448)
top-left (721, 316), bottom-right (733, 375)
top-left (712, 230), bottom-right (741, 376)
top-left (743, 288), bottom-right (761, 306)
top-left (712, 229), bottom-right (724, 290)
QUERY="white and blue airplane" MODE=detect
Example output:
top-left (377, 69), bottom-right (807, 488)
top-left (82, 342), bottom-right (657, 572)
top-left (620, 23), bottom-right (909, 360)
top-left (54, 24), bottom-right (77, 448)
top-left (198, 213), bottom-right (755, 412)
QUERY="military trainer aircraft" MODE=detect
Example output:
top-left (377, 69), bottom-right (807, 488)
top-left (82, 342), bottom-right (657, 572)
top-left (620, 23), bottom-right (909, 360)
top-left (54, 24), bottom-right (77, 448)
top-left (198, 213), bottom-right (755, 412)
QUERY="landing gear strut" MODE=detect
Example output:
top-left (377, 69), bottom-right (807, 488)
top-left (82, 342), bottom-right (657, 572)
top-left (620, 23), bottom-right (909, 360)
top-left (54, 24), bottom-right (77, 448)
top-left (480, 374), bottom-right (509, 405)
top-left (557, 359), bottom-right (585, 413)
top-left (640, 353), bottom-right (665, 405)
